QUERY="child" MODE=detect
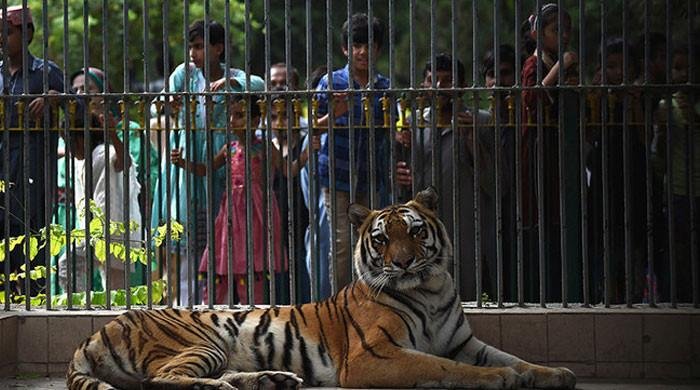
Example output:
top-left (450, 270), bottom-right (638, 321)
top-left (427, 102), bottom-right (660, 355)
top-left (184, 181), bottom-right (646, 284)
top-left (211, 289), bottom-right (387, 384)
top-left (150, 19), bottom-right (264, 306)
top-left (314, 13), bottom-right (391, 290)
top-left (171, 99), bottom-right (313, 305)
top-left (520, 3), bottom-right (578, 302)
top-left (394, 53), bottom-right (494, 301)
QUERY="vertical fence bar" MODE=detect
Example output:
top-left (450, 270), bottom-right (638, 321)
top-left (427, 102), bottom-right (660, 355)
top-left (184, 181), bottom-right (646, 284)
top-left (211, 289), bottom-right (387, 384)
top-left (535, 0), bottom-right (546, 307)
top-left (2, 0), bottom-right (9, 312)
top-left (182, 0), bottom-right (193, 306)
top-left (41, 0), bottom-right (51, 310)
top-left (101, 0), bottom-right (113, 309)
top-left (514, 0), bottom-right (524, 307)
top-left (20, 0), bottom-right (29, 309)
top-left (162, 0), bottom-right (174, 308)
top-left (643, 0), bottom-right (656, 308)
top-left (600, 0), bottom-right (611, 308)
top-left (62, 0), bottom-right (73, 310)
top-left (122, 0), bottom-right (132, 309)
top-left (263, 0), bottom-right (277, 307)
top-left (450, 0), bottom-right (460, 295)
top-left (430, 0), bottom-right (437, 189)
top-left (283, 0), bottom-right (295, 305)
top-left (57, 0), bottom-right (70, 309)
top-left (204, 0), bottom-right (216, 309)
top-left (578, 0), bottom-right (589, 307)
top-left (346, 0), bottom-right (356, 283)
top-left (472, 0), bottom-right (482, 307)
top-left (326, 0), bottom-right (337, 294)
top-left (142, 0), bottom-right (153, 310)
top-left (409, 0), bottom-right (417, 198)
top-left (689, 0), bottom-right (699, 308)
top-left (622, 0), bottom-right (633, 308)
top-left (388, 0), bottom-right (396, 205)
top-left (367, 0), bottom-right (376, 211)
top-left (665, 0), bottom-right (676, 308)
top-left (223, 0), bottom-right (234, 308)
top-left (305, 0), bottom-right (318, 302)
top-left (261, 0), bottom-right (271, 308)
top-left (82, 0), bottom-right (94, 310)
top-left (556, 0), bottom-right (568, 308)
top-left (494, 0), bottom-right (504, 307)
top-left (244, 0), bottom-right (255, 306)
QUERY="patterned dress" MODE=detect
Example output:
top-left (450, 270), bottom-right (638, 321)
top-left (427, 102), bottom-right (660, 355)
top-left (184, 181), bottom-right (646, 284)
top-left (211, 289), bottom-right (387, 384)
top-left (199, 138), bottom-right (286, 304)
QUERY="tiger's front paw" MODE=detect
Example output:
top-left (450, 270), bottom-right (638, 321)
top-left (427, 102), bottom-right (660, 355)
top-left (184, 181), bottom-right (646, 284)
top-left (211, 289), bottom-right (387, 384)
top-left (256, 371), bottom-right (303, 390)
top-left (516, 363), bottom-right (576, 389)
top-left (219, 371), bottom-right (303, 390)
top-left (478, 367), bottom-right (520, 389)
top-left (550, 367), bottom-right (576, 389)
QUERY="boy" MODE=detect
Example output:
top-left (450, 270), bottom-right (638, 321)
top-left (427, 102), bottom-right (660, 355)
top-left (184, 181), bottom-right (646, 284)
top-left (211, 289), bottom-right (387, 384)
top-left (150, 19), bottom-right (264, 305)
top-left (395, 53), bottom-right (494, 300)
top-left (0, 5), bottom-right (66, 295)
top-left (314, 13), bottom-right (390, 291)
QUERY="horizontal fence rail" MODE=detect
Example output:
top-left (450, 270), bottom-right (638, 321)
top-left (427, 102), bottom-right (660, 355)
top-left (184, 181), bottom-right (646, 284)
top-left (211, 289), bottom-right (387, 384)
top-left (0, 0), bottom-right (698, 311)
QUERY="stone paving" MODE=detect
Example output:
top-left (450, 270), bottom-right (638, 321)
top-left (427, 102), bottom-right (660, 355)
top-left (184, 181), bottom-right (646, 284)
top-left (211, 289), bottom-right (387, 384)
top-left (2, 376), bottom-right (700, 390)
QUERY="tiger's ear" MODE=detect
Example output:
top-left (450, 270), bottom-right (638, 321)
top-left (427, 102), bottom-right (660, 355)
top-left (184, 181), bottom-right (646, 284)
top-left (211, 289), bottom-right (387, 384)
top-left (414, 186), bottom-right (439, 211)
top-left (348, 203), bottom-right (372, 228)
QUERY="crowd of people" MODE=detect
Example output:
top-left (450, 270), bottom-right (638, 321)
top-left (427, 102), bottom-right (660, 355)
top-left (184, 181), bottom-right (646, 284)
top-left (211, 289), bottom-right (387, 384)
top-left (1, 3), bottom-right (698, 305)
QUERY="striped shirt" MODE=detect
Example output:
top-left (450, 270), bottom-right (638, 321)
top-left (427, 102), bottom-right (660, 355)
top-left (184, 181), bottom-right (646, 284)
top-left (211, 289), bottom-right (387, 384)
top-left (315, 64), bottom-right (390, 193)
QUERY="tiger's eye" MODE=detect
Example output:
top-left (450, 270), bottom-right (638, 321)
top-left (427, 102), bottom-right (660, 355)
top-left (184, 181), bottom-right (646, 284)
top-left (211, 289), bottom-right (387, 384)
top-left (409, 225), bottom-right (423, 237)
top-left (372, 235), bottom-right (386, 246)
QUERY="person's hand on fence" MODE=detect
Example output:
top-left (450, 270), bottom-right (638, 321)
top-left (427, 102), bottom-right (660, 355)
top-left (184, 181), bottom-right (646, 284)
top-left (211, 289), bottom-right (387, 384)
top-left (210, 77), bottom-right (240, 92)
top-left (310, 134), bottom-right (322, 151)
top-left (456, 111), bottom-right (474, 126)
top-left (563, 52), bottom-right (578, 70)
top-left (331, 92), bottom-right (350, 118)
top-left (395, 129), bottom-right (411, 148)
top-left (26, 90), bottom-right (59, 119)
top-left (396, 161), bottom-right (413, 187)
top-left (170, 148), bottom-right (185, 169)
top-left (167, 95), bottom-right (183, 117)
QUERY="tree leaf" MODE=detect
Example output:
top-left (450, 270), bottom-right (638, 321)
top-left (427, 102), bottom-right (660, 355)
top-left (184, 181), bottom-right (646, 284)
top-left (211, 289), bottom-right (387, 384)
top-left (94, 239), bottom-right (107, 262)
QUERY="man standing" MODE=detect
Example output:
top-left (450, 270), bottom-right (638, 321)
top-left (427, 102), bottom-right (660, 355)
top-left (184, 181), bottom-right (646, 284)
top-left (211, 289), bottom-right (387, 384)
top-left (0, 5), bottom-right (65, 295)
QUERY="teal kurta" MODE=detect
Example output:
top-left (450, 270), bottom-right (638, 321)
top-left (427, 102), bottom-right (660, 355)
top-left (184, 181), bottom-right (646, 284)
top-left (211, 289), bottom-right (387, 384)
top-left (150, 63), bottom-right (264, 245)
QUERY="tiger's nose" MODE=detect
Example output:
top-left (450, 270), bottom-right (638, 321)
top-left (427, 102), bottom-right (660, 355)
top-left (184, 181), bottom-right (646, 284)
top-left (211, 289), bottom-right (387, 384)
top-left (392, 255), bottom-right (415, 269)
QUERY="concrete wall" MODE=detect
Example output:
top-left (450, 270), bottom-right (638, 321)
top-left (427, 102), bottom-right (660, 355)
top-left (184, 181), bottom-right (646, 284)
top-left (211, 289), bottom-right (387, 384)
top-left (1, 308), bottom-right (698, 380)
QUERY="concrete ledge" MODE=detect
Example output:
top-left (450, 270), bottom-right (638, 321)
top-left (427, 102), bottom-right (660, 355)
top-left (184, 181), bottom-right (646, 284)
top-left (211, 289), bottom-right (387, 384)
top-left (1, 306), bottom-right (698, 379)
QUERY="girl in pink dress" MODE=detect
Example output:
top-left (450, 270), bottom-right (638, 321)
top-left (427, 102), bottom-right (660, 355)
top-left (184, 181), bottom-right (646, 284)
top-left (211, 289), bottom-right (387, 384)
top-left (171, 99), bottom-right (314, 305)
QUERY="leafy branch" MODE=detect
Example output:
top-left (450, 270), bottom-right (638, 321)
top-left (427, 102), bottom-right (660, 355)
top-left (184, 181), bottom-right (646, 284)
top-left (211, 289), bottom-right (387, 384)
top-left (0, 197), bottom-right (183, 306)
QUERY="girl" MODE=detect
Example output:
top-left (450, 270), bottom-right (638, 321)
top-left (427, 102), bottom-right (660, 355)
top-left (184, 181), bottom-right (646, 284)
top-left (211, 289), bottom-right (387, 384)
top-left (519, 3), bottom-right (577, 302)
top-left (171, 98), bottom-right (313, 305)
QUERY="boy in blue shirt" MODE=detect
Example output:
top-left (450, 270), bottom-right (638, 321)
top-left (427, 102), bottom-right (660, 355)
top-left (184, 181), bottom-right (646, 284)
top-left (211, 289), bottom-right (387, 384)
top-left (315, 13), bottom-right (390, 291)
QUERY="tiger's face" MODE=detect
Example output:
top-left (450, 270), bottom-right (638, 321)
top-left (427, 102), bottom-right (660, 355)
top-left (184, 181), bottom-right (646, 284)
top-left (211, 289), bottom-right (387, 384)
top-left (349, 187), bottom-right (453, 291)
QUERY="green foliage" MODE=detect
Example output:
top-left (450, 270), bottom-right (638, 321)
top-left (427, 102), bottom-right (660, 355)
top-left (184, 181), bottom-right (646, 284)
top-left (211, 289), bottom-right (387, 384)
top-left (0, 195), bottom-right (182, 307)
top-left (20, 0), bottom-right (258, 92)
top-left (12, 0), bottom-right (697, 96)
top-left (47, 279), bottom-right (166, 307)
top-left (0, 280), bottom-right (166, 307)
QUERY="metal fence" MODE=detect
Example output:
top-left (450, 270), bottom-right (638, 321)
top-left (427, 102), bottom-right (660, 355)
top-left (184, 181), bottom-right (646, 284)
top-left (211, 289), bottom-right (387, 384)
top-left (0, 0), bottom-right (698, 311)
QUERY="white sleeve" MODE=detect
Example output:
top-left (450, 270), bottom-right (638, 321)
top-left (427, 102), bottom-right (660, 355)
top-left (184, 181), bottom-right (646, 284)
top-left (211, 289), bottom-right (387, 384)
top-left (91, 146), bottom-right (108, 211)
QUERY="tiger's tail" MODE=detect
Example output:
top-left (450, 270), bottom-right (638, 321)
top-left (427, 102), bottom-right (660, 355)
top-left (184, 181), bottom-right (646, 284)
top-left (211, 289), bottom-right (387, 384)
top-left (65, 339), bottom-right (116, 390)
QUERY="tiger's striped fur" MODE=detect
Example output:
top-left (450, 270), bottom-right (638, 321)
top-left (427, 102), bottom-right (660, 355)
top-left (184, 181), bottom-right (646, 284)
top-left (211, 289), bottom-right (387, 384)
top-left (66, 187), bottom-right (576, 389)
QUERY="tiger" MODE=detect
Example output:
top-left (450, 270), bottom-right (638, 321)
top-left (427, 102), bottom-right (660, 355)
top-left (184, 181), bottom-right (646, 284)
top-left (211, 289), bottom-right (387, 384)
top-left (66, 187), bottom-right (576, 390)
